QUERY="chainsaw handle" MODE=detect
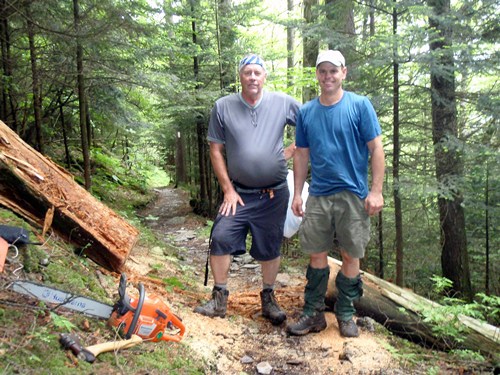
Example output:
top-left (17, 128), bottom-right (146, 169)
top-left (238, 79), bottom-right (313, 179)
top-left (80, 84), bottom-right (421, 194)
top-left (124, 282), bottom-right (145, 339)
top-left (161, 311), bottom-right (185, 342)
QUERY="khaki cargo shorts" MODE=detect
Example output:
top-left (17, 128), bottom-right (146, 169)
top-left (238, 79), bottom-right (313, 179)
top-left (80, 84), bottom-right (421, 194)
top-left (299, 191), bottom-right (370, 258)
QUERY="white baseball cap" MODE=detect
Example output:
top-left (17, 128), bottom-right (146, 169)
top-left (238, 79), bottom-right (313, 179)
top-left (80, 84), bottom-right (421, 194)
top-left (316, 50), bottom-right (345, 67)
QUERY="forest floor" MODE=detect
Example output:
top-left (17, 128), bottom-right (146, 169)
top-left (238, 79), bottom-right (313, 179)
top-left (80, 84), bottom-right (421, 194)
top-left (128, 187), bottom-right (461, 375)
top-left (1, 185), bottom-right (493, 374)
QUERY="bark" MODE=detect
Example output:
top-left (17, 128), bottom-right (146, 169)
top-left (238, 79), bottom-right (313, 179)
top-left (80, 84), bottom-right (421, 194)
top-left (0, 0), bottom-right (7, 122)
top-left (428, 0), bottom-right (472, 300)
top-left (26, 3), bottom-right (44, 153)
top-left (0, 0), bottom-right (18, 131)
top-left (376, 211), bottom-right (384, 278)
top-left (326, 258), bottom-right (499, 363)
top-left (73, 0), bottom-right (91, 190)
top-left (287, 0), bottom-right (295, 91)
top-left (485, 164), bottom-right (490, 294)
top-left (392, 4), bottom-right (403, 286)
top-left (191, 3), bottom-right (208, 208)
top-left (302, 0), bottom-right (318, 103)
top-left (175, 131), bottom-right (186, 186)
top-left (0, 120), bottom-right (139, 272)
top-left (57, 94), bottom-right (71, 170)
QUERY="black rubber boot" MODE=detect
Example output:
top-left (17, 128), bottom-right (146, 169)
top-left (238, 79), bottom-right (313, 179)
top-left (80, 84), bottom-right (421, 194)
top-left (194, 286), bottom-right (229, 318)
top-left (286, 312), bottom-right (327, 336)
top-left (335, 272), bottom-right (363, 337)
top-left (286, 266), bottom-right (330, 336)
top-left (337, 317), bottom-right (359, 337)
top-left (261, 288), bottom-right (287, 325)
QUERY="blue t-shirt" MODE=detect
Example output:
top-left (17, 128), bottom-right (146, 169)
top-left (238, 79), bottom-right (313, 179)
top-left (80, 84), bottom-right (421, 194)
top-left (208, 91), bottom-right (300, 188)
top-left (295, 91), bottom-right (381, 199)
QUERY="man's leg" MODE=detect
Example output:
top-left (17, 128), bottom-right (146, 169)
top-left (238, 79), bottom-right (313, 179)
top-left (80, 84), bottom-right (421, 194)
top-left (260, 257), bottom-right (287, 325)
top-left (287, 251), bottom-right (329, 335)
top-left (194, 254), bottom-right (231, 317)
top-left (335, 250), bottom-right (363, 337)
top-left (211, 254), bottom-right (232, 285)
top-left (261, 256), bottom-right (280, 285)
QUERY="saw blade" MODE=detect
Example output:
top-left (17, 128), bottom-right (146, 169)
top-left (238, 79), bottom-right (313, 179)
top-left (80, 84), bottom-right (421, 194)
top-left (11, 280), bottom-right (114, 319)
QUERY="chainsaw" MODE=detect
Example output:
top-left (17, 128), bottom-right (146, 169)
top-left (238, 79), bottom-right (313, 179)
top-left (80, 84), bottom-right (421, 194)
top-left (11, 273), bottom-right (185, 343)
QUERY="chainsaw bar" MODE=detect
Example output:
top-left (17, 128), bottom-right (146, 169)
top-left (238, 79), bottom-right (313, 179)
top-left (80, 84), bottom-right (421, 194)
top-left (11, 280), bottom-right (114, 319)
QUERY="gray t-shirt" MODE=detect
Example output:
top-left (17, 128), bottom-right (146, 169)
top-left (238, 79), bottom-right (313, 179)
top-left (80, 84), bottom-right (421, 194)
top-left (207, 91), bottom-right (300, 188)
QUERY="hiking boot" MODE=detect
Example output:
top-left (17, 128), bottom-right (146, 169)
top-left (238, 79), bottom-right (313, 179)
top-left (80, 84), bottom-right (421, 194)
top-left (194, 287), bottom-right (229, 318)
top-left (337, 318), bottom-right (359, 337)
top-left (286, 313), bottom-right (327, 336)
top-left (260, 288), bottom-right (287, 325)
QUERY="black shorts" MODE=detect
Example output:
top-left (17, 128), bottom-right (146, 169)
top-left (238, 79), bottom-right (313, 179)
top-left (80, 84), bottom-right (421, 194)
top-left (209, 186), bottom-right (289, 261)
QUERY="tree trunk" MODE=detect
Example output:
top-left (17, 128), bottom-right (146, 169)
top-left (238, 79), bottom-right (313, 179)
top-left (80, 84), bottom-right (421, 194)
top-left (376, 211), bottom-right (384, 278)
top-left (191, 2), bottom-right (208, 209)
top-left (57, 95), bottom-right (71, 170)
top-left (324, 0), bottom-right (356, 74)
top-left (325, 257), bottom-right (499, 363)
top-left (175, 131), bottom-right (186, 187)
top-left (286, 0), bottom-right (295, 91)
top-left (0, 120), bottom-right (139, 272)
top-left (392, 3), bottom-right (404, 286)
top-left (302, 0), bottom-right (318, 103)
top-left (484, 163), bottom-right (490, 294)
top-left (73, 0), bottom-right (91, 191)
top-left (428, 0), bottom-right (472, 300)
top-left (26, 3), bottom-right (44, 154)
top-left (0, 0), bottom-right (7, 123)
top-left (0, 0), bottom-right (18, 132)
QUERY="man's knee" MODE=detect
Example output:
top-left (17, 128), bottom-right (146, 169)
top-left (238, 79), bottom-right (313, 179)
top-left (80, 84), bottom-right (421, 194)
top-left (310, 251), bottom-right (328, 268)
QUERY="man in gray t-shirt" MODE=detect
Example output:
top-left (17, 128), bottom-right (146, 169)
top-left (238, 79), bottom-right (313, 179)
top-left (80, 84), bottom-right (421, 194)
top-left (194, 54), bottom-right (301, 325)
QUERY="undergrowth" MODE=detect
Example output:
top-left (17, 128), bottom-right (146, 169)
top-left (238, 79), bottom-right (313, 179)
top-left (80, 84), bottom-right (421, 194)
top-left (0, 148), bottom-right (207, 374)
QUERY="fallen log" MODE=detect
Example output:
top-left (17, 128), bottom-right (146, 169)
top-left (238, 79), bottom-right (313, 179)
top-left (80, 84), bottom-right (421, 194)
top-left (326, 257), bottom-right (499, 364)
top-left (0, 120), bottom-right (139, 272)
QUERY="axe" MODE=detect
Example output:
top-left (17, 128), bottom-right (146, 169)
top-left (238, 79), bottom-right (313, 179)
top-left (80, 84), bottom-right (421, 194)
top-left (59, 333), bottom-right (142, 363)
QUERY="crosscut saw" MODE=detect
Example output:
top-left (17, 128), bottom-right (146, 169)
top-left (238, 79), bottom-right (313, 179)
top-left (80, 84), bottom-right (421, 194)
top-left (11, 273), bottom-right (185, 343)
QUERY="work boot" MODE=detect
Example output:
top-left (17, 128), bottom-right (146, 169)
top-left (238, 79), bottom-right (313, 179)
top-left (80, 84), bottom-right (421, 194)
top-left (193, 287), bottom-right (229, 318)
top-left (286, 312), bottom-right (327, 336)
top-left (337, 317), bottom-right (359, 337)
top-left (261, 288), bottom-right (287, 325)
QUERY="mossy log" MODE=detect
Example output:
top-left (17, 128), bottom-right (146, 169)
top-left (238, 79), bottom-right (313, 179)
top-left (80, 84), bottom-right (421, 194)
top-left (326, 257), bottom-right (499, 364)
top-left (0, 120), bottom-right (139, 272)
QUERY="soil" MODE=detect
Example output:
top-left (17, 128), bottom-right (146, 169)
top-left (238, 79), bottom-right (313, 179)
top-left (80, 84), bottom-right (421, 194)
top-left (130, 187), bottom-right (404, 375)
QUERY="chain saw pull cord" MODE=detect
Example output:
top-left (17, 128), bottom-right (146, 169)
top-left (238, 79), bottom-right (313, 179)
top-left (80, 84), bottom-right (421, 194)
top-left (108, 273), bottom-right (185, 342)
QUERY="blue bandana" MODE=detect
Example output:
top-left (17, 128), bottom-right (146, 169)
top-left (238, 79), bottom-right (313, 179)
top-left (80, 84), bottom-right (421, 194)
top-left (238, 54), bottom-right (266, 72)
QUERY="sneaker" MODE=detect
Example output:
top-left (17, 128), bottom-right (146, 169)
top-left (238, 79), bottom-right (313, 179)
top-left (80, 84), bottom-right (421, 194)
top-left (337, 318), bottom-right (359, 337)
top-left (194, 287), bottom-right (229, 318)
top-left (286, 313), bottom-right (327, 336)
top-left (260, 288), bottom-right (287, 325)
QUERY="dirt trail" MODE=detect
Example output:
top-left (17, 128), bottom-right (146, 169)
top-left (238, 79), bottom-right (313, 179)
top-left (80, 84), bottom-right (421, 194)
top-left (129, 187), bottom-right (404, 374)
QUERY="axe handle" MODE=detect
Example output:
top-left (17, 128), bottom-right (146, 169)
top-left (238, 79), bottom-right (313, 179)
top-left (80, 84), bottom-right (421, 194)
top-left (83, 334), bottom-right (143, 360)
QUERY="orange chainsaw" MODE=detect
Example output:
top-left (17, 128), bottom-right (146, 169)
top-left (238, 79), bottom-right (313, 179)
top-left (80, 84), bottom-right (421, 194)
top-left (11, 273), bottom-right (185, 343)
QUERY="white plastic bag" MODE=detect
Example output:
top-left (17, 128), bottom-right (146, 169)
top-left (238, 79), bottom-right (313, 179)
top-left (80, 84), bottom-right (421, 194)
top-left (283, 170), bottom-right (309, 238)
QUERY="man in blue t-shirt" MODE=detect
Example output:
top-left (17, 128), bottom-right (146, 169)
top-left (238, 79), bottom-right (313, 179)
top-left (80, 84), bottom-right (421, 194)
top-left (287, 50), bottom-right (385, 337)
top-left (194, 54), bottom-right (301, 325)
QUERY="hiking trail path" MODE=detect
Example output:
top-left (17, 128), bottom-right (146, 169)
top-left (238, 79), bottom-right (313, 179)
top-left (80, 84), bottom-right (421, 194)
top-left (129, 187), bottom-right (409, 375)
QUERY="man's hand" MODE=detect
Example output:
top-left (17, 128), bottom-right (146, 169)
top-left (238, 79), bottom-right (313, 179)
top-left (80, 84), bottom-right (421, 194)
top-left (364, 191), bottom-right (384, 216)
top-left (284, 142), bottom-right (296, 161)
top-left (219, 189), bottom-right (245, 216)
top-left (291, 195), bottom-right (304, 217)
